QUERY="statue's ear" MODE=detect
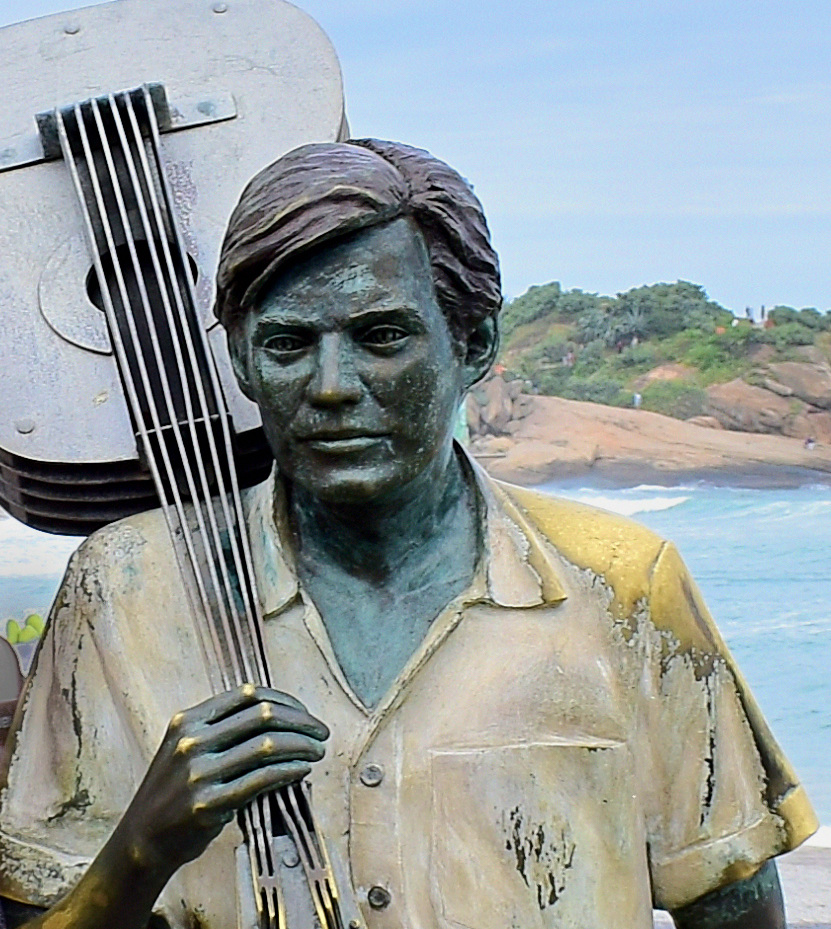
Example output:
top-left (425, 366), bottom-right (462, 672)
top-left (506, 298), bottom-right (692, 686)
top-left (227, 326), bottom-right (255, 400)
top-left (463, 316), bottom-right (499, 389)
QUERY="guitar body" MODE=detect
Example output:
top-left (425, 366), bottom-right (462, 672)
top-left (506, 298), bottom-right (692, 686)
top-left (0, 0), bottom-right (346, 534)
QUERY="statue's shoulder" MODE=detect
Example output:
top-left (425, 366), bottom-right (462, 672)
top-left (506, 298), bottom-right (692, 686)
top-left (73, 506), bottom-right (170, 568)
top-left (494, 480), bottom-right (667, 612)
top-left (62, 506), bottom-right (175, 605)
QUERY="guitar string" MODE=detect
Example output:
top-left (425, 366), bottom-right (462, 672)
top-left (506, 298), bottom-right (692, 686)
top-left (141, 87), bottom-right (344, 926)
top-left (245, 803), bottom-right (285, 929)
top-left (279, 788), bottom-right (336, 924)
top-left (88, 95), bottom-right (251, 689)
top-left (277, 789), bottom-right (342, 929)
top-left (141, 88), bottom-right (273, 690)
top-left (57, 104), bottom-right (231, 693)
top-left (110, 93), bottom-right (282, 927)
top-left (102, 92), bottom-right (258, 687)
top-left (256, 795), bottom-right (283, 907)
top-left (63, 90), bottom-right (343, 928)
top-left (124, 91), bottom-right (296, 928)
top-left (60, 98), bottom-right (280, 929)
top-left (123, 89), bottom-right (328, 928)
top-left (130, 90), bottom-right (269, 687)
top-left (129, 87), bottom-right (342, 927)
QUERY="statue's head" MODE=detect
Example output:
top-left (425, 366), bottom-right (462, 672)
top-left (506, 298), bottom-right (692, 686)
top-left (216, 140), bottom-right (502, 503)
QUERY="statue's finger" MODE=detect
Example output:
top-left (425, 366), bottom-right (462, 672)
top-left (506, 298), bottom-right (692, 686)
top-left (200, 700), bottom-right (329, 750)
top-left (190, 732), bottom-right (325, 785)
top-left (174, 684), bottom-right (307, 728)
top-left (203, 761), bottom-right (313, 815)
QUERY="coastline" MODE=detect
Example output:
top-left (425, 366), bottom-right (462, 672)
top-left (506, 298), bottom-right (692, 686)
top-left (472, 394), bottom-right (831, 489)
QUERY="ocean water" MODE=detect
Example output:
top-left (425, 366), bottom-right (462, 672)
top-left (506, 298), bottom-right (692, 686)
top-left (2, 483), bottom-right (830, 830)
top-left (537, 480), bottom-right (831, 829)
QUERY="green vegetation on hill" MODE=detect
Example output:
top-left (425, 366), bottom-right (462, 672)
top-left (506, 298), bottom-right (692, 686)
top-left (499, 281), bottom-right (831, 419)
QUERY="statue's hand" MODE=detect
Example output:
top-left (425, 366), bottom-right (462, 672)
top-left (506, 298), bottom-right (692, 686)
top-left (118, 684), bottom-right (329, 878)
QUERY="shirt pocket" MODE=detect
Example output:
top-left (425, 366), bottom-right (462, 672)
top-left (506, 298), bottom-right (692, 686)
top-left (429, 741), bottom-right (653, 929)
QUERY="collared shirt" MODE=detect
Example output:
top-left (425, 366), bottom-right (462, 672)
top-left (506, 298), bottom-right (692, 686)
top-left (0, 459), bottom-right (818, 928)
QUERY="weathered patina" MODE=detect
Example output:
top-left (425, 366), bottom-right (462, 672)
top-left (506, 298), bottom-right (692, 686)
top-left (0, 141), bottom-right (818, 928)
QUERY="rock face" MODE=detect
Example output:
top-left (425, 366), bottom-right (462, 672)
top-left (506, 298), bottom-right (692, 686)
top-left (767, 362), bottom-right (831, 410)
top-left (467, 374), bottom-right (831, 487)
top-left (468, 376), bottom-right (534, 437)
top-left (704, 362), bottom-right (831, 443)
top-left (706, 380), bottom-right (797, 434)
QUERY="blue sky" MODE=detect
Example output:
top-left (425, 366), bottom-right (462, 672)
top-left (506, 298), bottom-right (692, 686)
top-left (5, 0), bottom-right (831, 312)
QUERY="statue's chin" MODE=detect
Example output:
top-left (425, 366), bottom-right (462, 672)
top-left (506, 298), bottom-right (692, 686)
top-left (274, 426), bottom-right (456, 509)
top-left (286, 461), bottom-right (420, 508)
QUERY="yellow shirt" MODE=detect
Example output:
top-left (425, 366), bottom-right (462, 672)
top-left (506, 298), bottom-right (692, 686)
top-left (0, 460), bottom-right (817, 928)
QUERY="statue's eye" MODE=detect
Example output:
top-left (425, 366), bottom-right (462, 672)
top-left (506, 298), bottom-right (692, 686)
top-left (263, 333), bottom-right (310, 354)
top-left (362, 325), bottom-right (408, 347)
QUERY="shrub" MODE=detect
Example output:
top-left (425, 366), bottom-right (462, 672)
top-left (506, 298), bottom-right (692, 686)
top-left (617, 342), bottom-right (659, 368)
top-left (762, 322), bottom-right (815, 349)
top-left (768, 306), bottom-right (799, 326)
top-left (537, 333), bottom-right (572, 364)
top-left (530, 365), bottom-right (572, 396)
top-left (640, 381), bottom-right (707, 420)
top-left (563, 376), bottom-right (628, 406)
top-left (574, 339), bottom-right (606, 371)
top-left (797, 308), bottom-right (827, 330)
top-left (502, 282), bottom-right (563, 332)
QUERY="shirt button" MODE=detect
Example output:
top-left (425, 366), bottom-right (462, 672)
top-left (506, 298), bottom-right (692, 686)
top-left (359, 763), bottom-right (384, 787)
top-left (367, 885), bottom-right (391, 910)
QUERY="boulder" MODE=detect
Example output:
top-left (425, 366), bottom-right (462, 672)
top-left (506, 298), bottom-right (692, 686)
top-left (470, 435), bottom-right (514, 456)
top-left (511, 395), bottom-right (535, 420)
top-left (633, 363), bottom-right (694, 391)
top-left (767, 362), bottom-right (831, 410)
top-left (507, 379), bottom-right (523, 400)
top-left (465, 394), bottom-right (482, 435)
top-left (789, 409), bottom-right (831, 444)
top-left (706, 379), bottom-right (796, 434)
top-left (473, 375), bottom-right (529, 435)
top-left (473, 393), bottom-right (831, 486)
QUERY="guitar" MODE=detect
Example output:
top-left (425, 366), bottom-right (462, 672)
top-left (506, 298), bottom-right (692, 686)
top-left (0, 2), bottom-right (352, 926)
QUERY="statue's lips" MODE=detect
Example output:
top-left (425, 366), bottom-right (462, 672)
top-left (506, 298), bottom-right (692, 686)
top-left (300, 432), bottom-right (390, 454)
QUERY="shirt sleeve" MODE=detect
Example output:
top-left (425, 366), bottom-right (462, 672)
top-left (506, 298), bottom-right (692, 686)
top-left (0, 538), bottom-right (142, 909)
top-left (0, 512), bottom-right (218, 915)
top-left (639, 541), bottom-right (818, 911)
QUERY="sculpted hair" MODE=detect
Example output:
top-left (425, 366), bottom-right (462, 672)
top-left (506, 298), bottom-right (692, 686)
top-left (214, 139), bottom-right (502, 343)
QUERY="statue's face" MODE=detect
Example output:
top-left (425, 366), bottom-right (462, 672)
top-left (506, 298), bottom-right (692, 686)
top-left (232, 217), bottom-right (467, 503)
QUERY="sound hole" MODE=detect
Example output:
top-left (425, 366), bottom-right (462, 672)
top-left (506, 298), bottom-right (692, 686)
top-left (86, 243), bottom-right (199, 310)
top-left (85, 241), bottom-right (226, 498)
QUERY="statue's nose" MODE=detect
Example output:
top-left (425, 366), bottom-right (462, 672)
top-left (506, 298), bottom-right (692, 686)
top-left (308, 332), bottom-right (362, 406)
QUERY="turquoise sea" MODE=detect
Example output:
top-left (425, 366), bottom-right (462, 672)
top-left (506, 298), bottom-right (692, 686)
top-left (2, 482), bottom-right (830, 828)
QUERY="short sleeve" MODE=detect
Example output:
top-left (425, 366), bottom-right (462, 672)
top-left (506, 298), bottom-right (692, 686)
top-left (638, 541), bottom-right (818, 911)
top-left (0, 543), bottom-right (133, 907)
top-left (0, 514), bottom-right (215, 913)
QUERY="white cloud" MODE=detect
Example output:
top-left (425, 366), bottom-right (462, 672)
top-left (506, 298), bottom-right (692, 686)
top-left (0, 514), bottom-right (78, 578)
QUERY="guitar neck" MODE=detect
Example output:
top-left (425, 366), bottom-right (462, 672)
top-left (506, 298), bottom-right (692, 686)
top-left (54, 82), bottom-right (346, 929)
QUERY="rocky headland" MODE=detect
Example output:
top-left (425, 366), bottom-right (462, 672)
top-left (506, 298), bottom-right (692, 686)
top-left (468, 370), bottom-right (831, 487)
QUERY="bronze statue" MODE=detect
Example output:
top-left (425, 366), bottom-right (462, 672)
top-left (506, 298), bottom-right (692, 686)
top-left (0, 140), bottom-right (818, 928)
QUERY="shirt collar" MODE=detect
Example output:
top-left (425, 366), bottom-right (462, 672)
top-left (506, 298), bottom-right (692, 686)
top-left (465, 452), bottom-right (568, 608)
top-left (244, 445), bottom-right (568, 619)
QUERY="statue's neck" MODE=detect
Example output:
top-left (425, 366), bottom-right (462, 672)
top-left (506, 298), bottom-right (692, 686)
top-left (286, 444), bottom-right (472, 583)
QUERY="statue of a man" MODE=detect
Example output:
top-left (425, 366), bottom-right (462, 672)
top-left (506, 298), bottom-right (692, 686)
top-left (0, 140), bottom-right (817, 929)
